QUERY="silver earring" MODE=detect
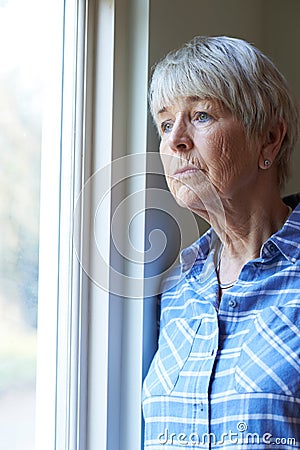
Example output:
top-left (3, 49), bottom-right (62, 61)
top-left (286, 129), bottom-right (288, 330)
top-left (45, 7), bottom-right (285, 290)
top-left (264, 159), bottom-right (271, 167)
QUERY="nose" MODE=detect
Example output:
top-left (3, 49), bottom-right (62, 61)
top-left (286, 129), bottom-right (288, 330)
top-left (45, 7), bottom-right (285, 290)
top-left (168, 118), bottom-right (193, 153)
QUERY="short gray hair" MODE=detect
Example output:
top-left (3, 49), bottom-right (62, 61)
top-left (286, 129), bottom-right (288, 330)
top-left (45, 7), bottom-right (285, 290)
top-left (149, 36), bottom-right (299, 189)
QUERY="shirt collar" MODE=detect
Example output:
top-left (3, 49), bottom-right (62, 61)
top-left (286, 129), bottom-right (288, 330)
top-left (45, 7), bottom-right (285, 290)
top-left (266, 201), bottom-right (300, 263)
top-left (179, 228), bottom-right (216, 272)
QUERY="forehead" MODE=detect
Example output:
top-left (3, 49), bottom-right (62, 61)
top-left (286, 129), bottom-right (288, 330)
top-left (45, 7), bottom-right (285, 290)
top-left (157, 96), bottom-right (201, 115)
top-left (156, 96), bottom-right (226, 120)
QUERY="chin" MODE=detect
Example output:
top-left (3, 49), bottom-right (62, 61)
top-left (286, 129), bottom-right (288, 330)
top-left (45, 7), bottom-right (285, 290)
top-left (173, 187), bottom-right (206, 211)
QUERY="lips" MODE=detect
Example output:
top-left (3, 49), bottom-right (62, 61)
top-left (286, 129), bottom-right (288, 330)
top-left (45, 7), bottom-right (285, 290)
top-left (173, 165), bottom-right (200, 178)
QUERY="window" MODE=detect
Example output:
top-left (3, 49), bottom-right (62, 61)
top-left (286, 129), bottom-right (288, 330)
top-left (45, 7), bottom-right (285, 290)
top-left (1, 1), bottom-right (189, 449)
top-left (0, 1), bottom-right (44, 448)
top-left (37, 1), bottom-right (156, 449)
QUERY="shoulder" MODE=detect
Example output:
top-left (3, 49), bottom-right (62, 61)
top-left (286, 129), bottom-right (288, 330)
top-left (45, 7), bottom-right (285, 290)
top-left (271, 196), bottom-right (300, 264)
top-left (160, 227), bottom-right (214, 292)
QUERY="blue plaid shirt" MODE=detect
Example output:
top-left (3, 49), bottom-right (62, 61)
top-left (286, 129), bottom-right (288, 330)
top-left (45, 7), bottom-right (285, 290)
top-left (143, 199), bottom-right (300, 449)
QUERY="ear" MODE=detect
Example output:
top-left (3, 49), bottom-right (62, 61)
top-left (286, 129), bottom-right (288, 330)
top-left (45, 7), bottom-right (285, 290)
top-left (258, 120), bottom-right (287, 170)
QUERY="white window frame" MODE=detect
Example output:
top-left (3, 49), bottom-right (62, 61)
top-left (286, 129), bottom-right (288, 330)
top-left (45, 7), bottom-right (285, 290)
top-left (35, 1), bottom-right (157, 450)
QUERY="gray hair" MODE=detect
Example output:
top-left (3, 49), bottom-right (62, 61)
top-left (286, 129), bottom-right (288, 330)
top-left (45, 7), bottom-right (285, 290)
top-left (149, 36), bottom-right (299, 189)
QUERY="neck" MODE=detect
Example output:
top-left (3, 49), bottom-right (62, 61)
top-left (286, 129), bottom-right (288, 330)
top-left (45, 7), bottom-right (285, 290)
top-left (195, 190), bottom-right (292, 286)
top-left (219, 201), bottom-right (290, 258)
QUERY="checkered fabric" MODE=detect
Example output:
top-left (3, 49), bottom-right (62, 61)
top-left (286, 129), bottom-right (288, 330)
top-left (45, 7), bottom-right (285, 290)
top-left (143, 200), bottom-right (300, 449)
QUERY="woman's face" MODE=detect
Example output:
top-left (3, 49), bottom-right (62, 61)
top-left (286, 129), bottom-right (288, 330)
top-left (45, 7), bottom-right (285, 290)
top-left (157, 96), bottom-right (262, 215)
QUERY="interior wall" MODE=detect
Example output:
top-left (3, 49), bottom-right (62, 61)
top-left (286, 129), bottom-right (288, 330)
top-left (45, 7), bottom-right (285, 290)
top-left (149, 0), bottom-right (264, 63)
top-left (262, 0), bottom-right (300, 195)
top-left (148, 0), bottom-right (300, 206)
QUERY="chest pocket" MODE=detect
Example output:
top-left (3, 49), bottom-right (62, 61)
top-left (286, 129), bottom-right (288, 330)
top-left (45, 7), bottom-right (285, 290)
top-left (235, 306), bottom-right (300, 397)
top-left (143, 318), bottom-right (201, 398)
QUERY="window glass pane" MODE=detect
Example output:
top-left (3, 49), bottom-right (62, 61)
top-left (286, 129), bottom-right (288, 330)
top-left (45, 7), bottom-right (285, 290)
top-left (0, 0), bottom-right (43, 448)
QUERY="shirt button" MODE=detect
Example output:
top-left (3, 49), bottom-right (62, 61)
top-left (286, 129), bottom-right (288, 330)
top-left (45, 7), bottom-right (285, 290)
top-left (228, 299), bottom-right (237, 308)
top-left (267, 242), bottom-right (276, 253)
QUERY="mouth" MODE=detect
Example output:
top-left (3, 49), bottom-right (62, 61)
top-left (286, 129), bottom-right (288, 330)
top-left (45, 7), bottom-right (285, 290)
top-left (172, 165), bottom-right (200, 178)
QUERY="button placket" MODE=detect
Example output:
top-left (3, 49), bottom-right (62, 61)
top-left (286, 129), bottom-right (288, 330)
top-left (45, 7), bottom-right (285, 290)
top-left (193, 312), bottom-right (219, 443)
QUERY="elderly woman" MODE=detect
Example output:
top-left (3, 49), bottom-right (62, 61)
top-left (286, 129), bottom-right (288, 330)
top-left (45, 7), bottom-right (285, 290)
top-left (143, 36), bottom-right (300, 449)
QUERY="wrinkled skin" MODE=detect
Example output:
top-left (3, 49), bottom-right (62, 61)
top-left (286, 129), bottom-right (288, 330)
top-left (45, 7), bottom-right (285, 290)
top-left (158, 97), bottom-right (263, 218)
top-left (156, 96), bottom-right (290, 285)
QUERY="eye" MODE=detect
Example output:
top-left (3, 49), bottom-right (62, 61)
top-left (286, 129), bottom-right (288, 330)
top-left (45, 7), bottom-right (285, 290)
top-left (194, 111), bottom-right (211, 123)
top-left (160, 120), bottom-right (173, 134)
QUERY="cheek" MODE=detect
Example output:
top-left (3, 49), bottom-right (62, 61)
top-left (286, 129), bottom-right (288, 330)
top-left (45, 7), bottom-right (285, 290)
top-left (159, 146), bottom-right (184, 178)
top-left (159, 142), bottom-right (172, 173)
top-left (159, 150), bottom-right (182, 196)
top-left (206, 132), bottom-right (245, 182)
top-left (209, 134), bottom-right (260, 198)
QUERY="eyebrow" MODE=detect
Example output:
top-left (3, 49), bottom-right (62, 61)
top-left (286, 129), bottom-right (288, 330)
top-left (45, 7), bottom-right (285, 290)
top-left (157, 107), bottom-right (166, 115)
top-left (188, 95), bottom-right (201, 102)
top-left (157, 96), bottom-right (203, 116)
